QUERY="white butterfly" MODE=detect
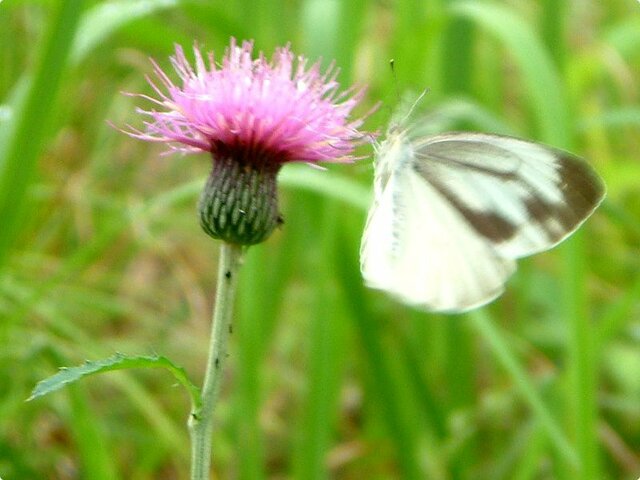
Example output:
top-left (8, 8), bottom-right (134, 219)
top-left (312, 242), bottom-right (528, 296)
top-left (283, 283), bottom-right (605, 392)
top-left (360, 101), bottom-right (606, 313)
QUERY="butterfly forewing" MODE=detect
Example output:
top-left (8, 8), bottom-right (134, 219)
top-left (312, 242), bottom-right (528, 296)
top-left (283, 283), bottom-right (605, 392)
top-left (414, 133), bottom-right (605, 257)
top-left (360, 128), bottom-right (605, 313)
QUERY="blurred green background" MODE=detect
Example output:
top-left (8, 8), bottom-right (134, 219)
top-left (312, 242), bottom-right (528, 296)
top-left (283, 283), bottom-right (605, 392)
top-left (1, 0), bottom-right (639, 479)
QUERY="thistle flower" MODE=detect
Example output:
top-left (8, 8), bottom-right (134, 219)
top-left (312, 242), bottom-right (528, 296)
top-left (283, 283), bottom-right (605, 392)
top-left (124, 39), bottom-right (371, 245)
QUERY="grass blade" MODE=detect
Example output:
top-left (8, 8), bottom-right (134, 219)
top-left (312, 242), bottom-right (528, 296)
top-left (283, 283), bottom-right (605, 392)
top-left (561, 234), bottom-right (601, 478)
top-left (71, 0), bottom-right (180, 64)
top-left (468, 310), bottom-right (579, 468)
top-left (0, 0), bottom-right (84, 269)
top-left (293, 200), bottom-right (350, 479)
top-left (334, 230), bottom-right (425, 479)
top-left (451, 1), bottom-right (570, 145)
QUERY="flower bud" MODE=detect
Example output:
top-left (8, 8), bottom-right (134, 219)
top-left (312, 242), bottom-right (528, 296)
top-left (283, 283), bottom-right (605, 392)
top-left (198, 156), bottom-right (280, 245)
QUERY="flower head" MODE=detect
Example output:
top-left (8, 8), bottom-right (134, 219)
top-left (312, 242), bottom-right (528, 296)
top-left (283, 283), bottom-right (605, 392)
top-left (124, 39), bottom-right (371, 244)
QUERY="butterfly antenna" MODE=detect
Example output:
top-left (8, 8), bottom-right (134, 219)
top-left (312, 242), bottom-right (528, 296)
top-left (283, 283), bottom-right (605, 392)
top-left (389, 59), bottom-right (429, 125)
top-left (390, 59), bottom-right (401, 103)
top-left (401, 88), bottom-right (428, 125)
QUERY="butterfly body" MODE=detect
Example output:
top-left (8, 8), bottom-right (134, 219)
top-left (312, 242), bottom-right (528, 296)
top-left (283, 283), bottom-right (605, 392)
top-left (360, 122), bottom-right (605, 313)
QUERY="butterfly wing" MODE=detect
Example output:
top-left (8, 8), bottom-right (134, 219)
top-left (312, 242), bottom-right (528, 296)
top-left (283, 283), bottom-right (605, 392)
top-left (414, 133), bottom-right (605, 258)
top-left (360, 132), bottom-right (605, 312)
top-left (361, 163), bottom-right (516, 311)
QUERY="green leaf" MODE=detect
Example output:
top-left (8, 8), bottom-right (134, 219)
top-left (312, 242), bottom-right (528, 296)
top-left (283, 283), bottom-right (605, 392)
top-left (71, 0), bottom-right (181, 64)
top-left (451, 1), bottom-right (570, 147)
top-left (279, 163), bottom-right (372, 212)
top-left (0, 0), bottom-right (84, 269)
top-left (468, 310), bottom-right (579, 468)
top-left (28, 353), bottom-right (200, 409)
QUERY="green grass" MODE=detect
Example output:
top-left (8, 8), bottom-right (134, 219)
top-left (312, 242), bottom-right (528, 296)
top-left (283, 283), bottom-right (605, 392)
top-left (1, 0), bottom-right (639, 479)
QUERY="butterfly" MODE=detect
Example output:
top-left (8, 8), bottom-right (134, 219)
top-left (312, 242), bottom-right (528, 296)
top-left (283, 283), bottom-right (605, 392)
top-left (360, 98), bottom-right (606, 313)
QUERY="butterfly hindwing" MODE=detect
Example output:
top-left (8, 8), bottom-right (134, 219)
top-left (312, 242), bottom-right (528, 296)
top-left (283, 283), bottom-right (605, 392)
top-left (361, 132), bottom-right (517, 311)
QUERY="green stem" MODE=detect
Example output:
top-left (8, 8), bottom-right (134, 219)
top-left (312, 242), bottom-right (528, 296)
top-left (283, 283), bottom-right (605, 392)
top-left (189, 242), bottom-right (244, 480)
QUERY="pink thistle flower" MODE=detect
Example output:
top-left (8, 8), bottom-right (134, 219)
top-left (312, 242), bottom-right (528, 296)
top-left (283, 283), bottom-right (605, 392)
top-left (123, 39), bottom-right (373, 245)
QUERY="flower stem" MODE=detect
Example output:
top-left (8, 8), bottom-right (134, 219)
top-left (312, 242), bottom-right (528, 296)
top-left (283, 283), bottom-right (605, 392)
top-left (189, 242), bottom-right (244, 480)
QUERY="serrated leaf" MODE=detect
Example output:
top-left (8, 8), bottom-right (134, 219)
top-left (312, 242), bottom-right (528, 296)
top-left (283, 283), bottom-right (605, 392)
top-left (29, 353), bottom-right (200, 409)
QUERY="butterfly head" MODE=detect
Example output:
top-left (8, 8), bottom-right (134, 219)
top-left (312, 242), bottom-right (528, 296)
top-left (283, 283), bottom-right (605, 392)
top-left (372, 128), bottom-right (414, 196)
top-left (375, 91), bottom-right (427, 173)
top-left (378, 90), bottom-right (428, 150)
